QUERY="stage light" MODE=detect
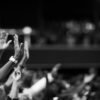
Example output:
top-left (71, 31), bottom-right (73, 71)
top-left (22, 26), bottom-right (32, 35)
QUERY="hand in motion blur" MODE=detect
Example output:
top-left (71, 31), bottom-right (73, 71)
top-left (83, 73), bottom-right (95, 84)
top-left (18, 39), bottom-right (30, 67)
top-left (51, 63), bottom-right (61, 78)
top-left (0, 30), bottom-right (12, 49)
top-left (23, 39), bottom-right (30, 60)
top-left (8, 66), bottom-right (23, 100)
top-left (13, 34), bottom-right (23, 59)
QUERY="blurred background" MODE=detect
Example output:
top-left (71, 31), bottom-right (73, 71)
top-left (0, 1), bottom-right (100, 100)
top-left (0, 0), bottom-right (100, 69)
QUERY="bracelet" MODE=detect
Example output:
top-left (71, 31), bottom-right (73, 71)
top-left (9, 56), bottom-right (18, 64)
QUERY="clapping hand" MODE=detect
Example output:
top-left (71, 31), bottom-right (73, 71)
top-left (0, 30), bottom-right (12, 49)
top-left (23, 39), bottom-right (29, 60)
top-left (18, 39), bottom-right (29, 67)
top-left (83, 73), bottom-right (95, 84)
top-left (51, 63), bottom-right (61, 78)
top-left (13, 34), bottom-right (23, 59)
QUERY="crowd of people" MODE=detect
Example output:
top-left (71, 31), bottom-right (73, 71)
top-left (0, 30), bottom-right (100, 100)
top-left (3, 20), bottom-right (100, 48)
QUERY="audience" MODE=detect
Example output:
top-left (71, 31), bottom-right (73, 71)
top-left (0, 28), bottom-right (100, 100)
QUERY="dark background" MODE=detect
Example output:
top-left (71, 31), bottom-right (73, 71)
top-left (0, 0), bottom-right (100, 71)
top-left (0, 0), bottom-right (98, 28)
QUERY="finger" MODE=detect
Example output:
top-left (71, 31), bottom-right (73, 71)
top-left (24, 40), bottom-right (29, 49)
top-left (51, 63), bottom-right (61, 75)
top-left (14, 34), bottom-right (19, 47)
top-left (6, 40), bottom-right (12, 46)
top-left (20, 43), bottom-right (24, 49)
top-left (2, 40), bottom-right (12, 49)
top-left (25, 45), bottom-right (29, 58)
top-left (54, 63), bottom-right (62, 71)
top-left (24, 40), bottom-right (29, 58)
top-left (26, 49), bottom-right (29, 59)
top-left (20, 43), bottom-right (24, 54)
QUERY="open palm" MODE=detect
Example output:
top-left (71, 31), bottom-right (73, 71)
top-left (0, 30), bottom-right (12, 49)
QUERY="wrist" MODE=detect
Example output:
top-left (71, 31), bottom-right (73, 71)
top-left (13, 81), bottom-right (20, 88)
top-left (9, 56), bottom-right (18, 64)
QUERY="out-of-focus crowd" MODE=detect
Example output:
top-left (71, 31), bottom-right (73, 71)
top-left (0, 30), bottom-right (100, 100)
top-left (20, 68), bottom-right (100, 100)
top-left (2, 20), bottom-right (100, 47)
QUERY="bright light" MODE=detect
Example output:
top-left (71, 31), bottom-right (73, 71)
top-left (85, 23), bottom-right (95, 30)
top-left (22, 26), bottom-right (32, 35)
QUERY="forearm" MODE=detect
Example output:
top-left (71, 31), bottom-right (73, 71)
top-left (0, 54), bottom-right (18, 81)
top-left (4, 73), bottom-right (13, 88)
top-left (9, 81), bottom-right (19, 99)
top-left (18, 55), bottom-right (28, 67)
top-left (23, 73), bottom-right (54, 98)
top-left (75, 83), bottom-right (85, 94)
top-left (0, 61), bottom-right (14, 81)
top-left (18, 58), bottom-right (25, 67)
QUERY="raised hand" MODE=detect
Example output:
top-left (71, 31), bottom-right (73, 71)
top-left (18, 39), bottom-right (29, 67)
top-left (83, 73), bottom-right (95, 84)
top-left (13, 34), bottom-right (23, 59)
top-left (23, 39), bottom-right (29, 60)
top-left (51, 63), bottom-right (61, 78)
top-left (0, 30), bottom-right (12, 49)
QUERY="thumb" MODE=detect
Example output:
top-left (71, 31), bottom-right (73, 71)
top-left (3, 40), bottom-right (12, 49)
top-left (53, 63), bottom-right (62, 72)
top-left (7, 40), bottom-right (12, 45)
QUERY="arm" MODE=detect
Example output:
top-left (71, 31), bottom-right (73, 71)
top-left (18, 38), bottom-right (29, 67)
top-left (0, 55), bottom-right (18, 81)
top-left (0, 30), bottom-right (12, 50)
top-left (8, 40), bottom-right (29, 99)
top-left (23, 73), bottom-right (54, 97)
top-left (20, 64), bottom-right (61, 99)
top-left (8, 81), bottom-right (19, 99)
top-left (8, 66), bottom-right (22, 100)
top-left (71, 73), bottom-right (95, 95)
top-left (0, 34), bottom-right (23, 82)
top-left (8, 59), bottom-right (25, 100)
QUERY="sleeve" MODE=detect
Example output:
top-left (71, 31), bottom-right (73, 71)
top-left (22, 73), bottom-right (54, 99)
